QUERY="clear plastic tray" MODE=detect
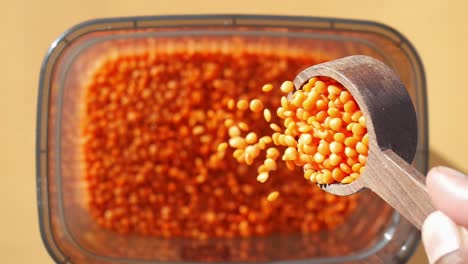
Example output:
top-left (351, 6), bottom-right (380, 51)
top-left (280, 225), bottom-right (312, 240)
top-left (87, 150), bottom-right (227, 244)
top-left (37, 14), bottom-right (427, 263)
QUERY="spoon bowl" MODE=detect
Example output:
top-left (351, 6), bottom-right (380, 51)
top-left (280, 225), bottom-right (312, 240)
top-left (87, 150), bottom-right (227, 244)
top-left (293, 55), bottom-right (434, 229)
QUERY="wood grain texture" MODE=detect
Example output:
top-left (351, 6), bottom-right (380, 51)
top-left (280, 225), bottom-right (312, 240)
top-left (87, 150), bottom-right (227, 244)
top-left (294, 55), bottom-right (434, 229)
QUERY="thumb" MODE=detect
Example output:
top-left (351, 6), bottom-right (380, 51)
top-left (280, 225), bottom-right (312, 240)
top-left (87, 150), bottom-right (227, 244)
top-left (422, 211), bottom-right (467, 264)
top-left (426, 166), bottom-right (468, 227)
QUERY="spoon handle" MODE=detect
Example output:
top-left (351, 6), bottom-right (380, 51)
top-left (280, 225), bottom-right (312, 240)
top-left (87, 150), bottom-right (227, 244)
top-left (368, 149), bottom-right (435, 229)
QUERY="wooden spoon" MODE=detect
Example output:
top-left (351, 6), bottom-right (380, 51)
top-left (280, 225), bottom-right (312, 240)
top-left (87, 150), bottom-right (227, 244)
top-left (293, 55), bottom-right (434, 230)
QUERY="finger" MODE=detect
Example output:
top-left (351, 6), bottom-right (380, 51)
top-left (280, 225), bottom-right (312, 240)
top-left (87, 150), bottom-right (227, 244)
top-left (422, 211), bottom-right (463, 264)
top-left (426, 166), bottom-right (468, 227)
top-left (435, 226), bottom-right (467, 264)
top-left (435, 250), bottom-right (464, 264)
top-left (461, 227), bottom-right (468, 263)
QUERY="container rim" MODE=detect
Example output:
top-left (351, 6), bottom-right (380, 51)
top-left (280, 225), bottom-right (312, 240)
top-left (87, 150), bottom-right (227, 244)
top-left (36, 14), bottom-right (428, 264)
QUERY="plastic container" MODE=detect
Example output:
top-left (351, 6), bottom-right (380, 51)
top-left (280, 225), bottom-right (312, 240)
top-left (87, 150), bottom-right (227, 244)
top-left (36, 15), bottom-right (427, 264)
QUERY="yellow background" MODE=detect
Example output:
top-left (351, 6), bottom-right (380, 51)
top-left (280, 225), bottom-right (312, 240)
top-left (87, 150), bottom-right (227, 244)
top-left (2, 0), bottom-right (467, 263)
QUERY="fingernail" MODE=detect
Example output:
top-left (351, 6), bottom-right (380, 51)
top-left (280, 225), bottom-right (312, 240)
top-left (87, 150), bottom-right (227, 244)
top-left (434, 166), bottom-right (468, 181)
top-left (422, 211), bottom-right (461, 264)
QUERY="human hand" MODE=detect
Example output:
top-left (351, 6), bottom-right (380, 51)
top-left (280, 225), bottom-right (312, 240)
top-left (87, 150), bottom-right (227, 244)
top-left (422, 166), bottom-right (468, 264)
